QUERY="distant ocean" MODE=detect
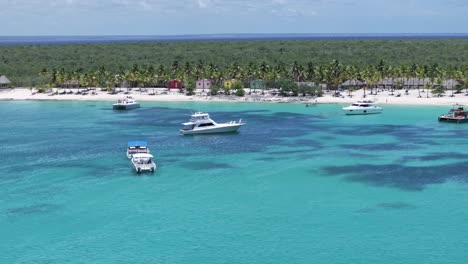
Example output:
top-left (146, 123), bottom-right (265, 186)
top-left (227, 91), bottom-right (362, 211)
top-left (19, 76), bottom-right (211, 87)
top-left (0, 33), bottom-right (467, 46)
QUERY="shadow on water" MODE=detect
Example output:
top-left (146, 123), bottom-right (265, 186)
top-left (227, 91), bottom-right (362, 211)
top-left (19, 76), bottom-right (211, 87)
top-left (400, 152), bottom-right (468, 162)
top-left (339, 143), bottom-right (423, 152)
top-left (180, 161), bottom-right (236, 170)
top-left (6, 203), bottom-right (60, 216)
top-left (322, 162), bottom-right (468, 191)
top-left (356, 201), bottom-right (417, 214)
top-left (330, 124), bottom-right (445, 146)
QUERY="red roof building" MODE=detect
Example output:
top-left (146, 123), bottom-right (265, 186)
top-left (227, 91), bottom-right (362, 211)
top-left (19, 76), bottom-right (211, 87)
top-left (168, 80), bottom-right (183, 89)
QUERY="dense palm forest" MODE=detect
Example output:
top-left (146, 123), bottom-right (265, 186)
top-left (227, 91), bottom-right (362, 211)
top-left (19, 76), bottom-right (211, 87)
top-left (0, 39), bottom-right (467, 92)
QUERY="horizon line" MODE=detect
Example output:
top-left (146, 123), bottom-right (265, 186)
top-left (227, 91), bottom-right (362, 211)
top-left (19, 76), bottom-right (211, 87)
top-left (1, 33), bottom-right (468, 38)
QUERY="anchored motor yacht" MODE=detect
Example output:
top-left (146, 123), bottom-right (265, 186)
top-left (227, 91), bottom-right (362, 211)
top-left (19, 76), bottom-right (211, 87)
top-left (342, 101), bottom-right (383, 115)
top-left (180, 112), bottom-right (245, 135)
top-left (113, 96), bottom-right (140, 110)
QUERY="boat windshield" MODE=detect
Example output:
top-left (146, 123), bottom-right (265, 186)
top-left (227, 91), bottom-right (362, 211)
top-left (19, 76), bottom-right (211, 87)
top-left (133, 158), bottom-right (153, 164)
top-left (128, 147), bottom-right (148, 154)
top-left (198, 123), bottom-right (215, 127)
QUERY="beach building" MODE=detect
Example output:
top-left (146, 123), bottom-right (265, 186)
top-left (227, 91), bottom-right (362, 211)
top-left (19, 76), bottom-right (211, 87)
top-left (120, 80), bottom-right (131, 88)
top-left (224, 79), bottom-right (237, 89)
top-left (341, 80), bottom-right (364, 88)
top-left (63, 80), bottom-right (80, 88)
top-left (250, 79), bottom-right (265, 89)
top-left (168, 80), bottom-right (183, 89)
top-left (0, 75), bottom-right (11, 88)
top-left (442, 79), bottom-right (460, 88)
top-left (196, 79), bottom-right (212, 90)
top-left (295, 82), bottom-right (315, 87)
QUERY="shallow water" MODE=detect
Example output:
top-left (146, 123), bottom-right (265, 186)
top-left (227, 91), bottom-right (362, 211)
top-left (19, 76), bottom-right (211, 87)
top-left (1, 101), bottom-right (468, 263)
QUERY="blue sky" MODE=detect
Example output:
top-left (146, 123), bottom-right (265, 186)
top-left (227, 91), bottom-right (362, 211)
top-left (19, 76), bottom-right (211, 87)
top-left (2, 0), bottom-right (467, 35)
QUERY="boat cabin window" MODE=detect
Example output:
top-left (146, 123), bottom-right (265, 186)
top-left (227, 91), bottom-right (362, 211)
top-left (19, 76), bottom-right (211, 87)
top-left (198, 123), bottom-right (215, 127)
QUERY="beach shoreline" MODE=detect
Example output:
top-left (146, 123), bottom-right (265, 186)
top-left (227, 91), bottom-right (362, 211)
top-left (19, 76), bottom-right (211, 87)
top-left (1, 88), bottom-right (467, 106)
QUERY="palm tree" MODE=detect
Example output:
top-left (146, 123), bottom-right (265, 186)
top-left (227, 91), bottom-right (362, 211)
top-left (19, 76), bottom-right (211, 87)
top-left (436, 68), bottom-right (447, 97)
top-left (394, 65), bottom-right (406, 96)
top-left (376, 59), bottom-right (388, 92)
top-left (409, 64), bottom-right (417, 91)
top-left (156, 65), bottom-right (167, 87)
top-left (454, 65), bottom-right (468, 94)
top-left (427, 64), bottom-right (439, 98)
top-left (315, 65), bottom-right (327, 94)
top-left (191, 61), bottom-right (205, 92)
top-left (227, 63), bottom-right (243, 80)
top-left (445, 66), bottom-right (456, 97)
top-left (56, 68), bottom-right (66, 88)
top-left (171, 61), bottom-right (181, 81)
top-left (344, 65), bottom-right (360, 96)
top-left (258, 62), bottom-right (269, 80)
top-left (183, 62), bottom-right (192, 82)
top-left (361, 66), bottom-right (379, 97)
top-left (327, 60), bottom-right (344, 92)
top-left (290, 61), bottom-right (303, 82)
top-left (415, 65), bottom-right (425, 97)
top-left (305, 62), bottom-right (316, 83)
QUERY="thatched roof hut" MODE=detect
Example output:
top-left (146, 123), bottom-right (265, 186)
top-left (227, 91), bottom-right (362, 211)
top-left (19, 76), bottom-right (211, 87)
top-left (442, 79), bottom-right (460, 88)
top-left (342, 80), bottom-right (364, 87)
top-left (63, 80), bottom-right (80, 88)
top-left (0, 75), bottom-right (11, 87)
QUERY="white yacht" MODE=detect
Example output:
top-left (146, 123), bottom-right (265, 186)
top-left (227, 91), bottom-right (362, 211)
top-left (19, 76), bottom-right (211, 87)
top-left (126, 141), bottom-right (150, 159)
top-left (180, 112), bottom-right (246, 135)
top-left (342, 101), bottom-right (383, 115)
top-left (131, 153), bottom-right (156, 174)
top-left (113, 96), bottom-right (140, 110)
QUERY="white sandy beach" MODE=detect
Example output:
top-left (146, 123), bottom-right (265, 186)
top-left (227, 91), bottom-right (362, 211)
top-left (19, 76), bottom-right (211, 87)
top-left (1, 88), bottom-right (467, 106)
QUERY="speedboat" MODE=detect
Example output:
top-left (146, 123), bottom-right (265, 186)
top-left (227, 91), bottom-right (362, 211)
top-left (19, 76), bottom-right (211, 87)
top-left (438, 104), bottom-right (468, 123)
top-left (113, 96), bottom-right (140, 110)
top-left (342, 100), bottom-right (382, 115)
top-left (127, 141), bottom-right (150, 159)
top-left (131, 153), bottom-right (156, 174)
top-left (180, 112), bottom-right (246, 135)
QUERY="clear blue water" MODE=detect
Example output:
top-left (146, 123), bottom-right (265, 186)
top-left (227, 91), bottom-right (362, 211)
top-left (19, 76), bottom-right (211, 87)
top-left (1, 101), bottom-right (468, 263)
top-left (1, 33), bottom-right (468, 46)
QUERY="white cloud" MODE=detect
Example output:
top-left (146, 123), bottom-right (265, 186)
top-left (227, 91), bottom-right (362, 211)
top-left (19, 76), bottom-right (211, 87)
top-left (4, 0), bottom-right (321, 16)
top-left (197, 0), bottom-right (210, 8)
top-left (2, 0), bottom-right (467, 35)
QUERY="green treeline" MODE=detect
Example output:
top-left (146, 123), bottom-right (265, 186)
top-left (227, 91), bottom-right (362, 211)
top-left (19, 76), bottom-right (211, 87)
top-left (0, 39), bottom-right (467, 86)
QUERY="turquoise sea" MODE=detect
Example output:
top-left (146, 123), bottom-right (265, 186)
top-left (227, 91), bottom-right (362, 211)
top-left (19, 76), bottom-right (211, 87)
top-left (1, 101), bottom-right (468, 264)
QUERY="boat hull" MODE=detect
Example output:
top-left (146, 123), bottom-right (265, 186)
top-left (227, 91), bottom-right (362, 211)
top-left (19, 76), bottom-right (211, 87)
top-left (438, 116), bottom-right (468, 123)
top-left (180, 124), bottom-right (242, 135)
top-left (343, 108), bottom-right (382, 115)
top-left (132, 162), bottom-right (156, 173)
top-left (113, 103), bottom-right (140, 110)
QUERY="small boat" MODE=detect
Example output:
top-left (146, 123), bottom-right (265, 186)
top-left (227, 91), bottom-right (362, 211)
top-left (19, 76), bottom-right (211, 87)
top-left (131, 153), bottom-right (156, 174)
top-left (127, 141), bottom-right (150, 159)
top-left (342, 100), bottom-right (382, 115)
top-left (438, 104), bottom-right (468, 123)
top-left (180, 112), bottom-right (246, 135)
top-left (113, 96), bottom-right (140, 110)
